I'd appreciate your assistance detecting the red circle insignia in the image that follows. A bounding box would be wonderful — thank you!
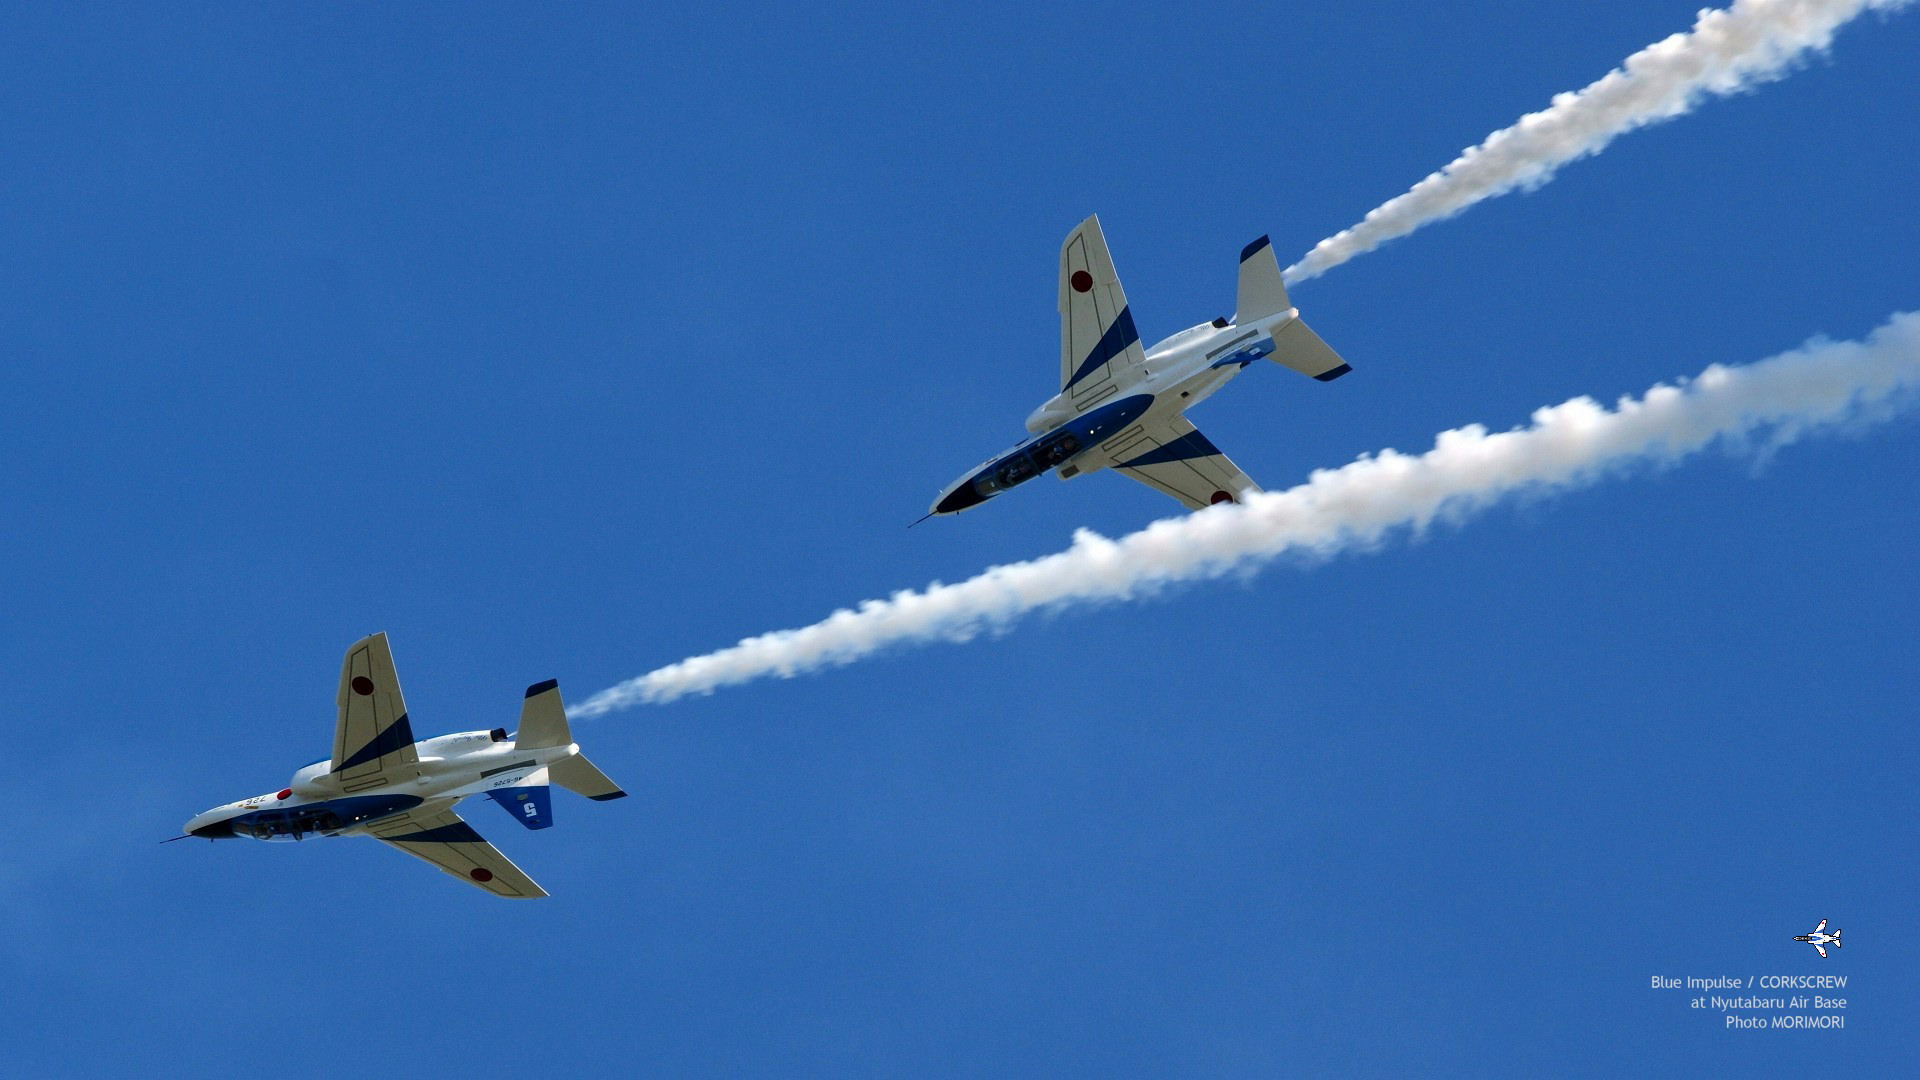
[350,676,375,696]
[1070,270,1093,293]
[1210,491,1235,505]
[470,868,494,882]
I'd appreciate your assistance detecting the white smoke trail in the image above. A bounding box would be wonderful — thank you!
[575,312,1920,715]
[1284,0,1912,284]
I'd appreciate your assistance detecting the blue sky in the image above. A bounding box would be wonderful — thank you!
[3,2,1915,1075]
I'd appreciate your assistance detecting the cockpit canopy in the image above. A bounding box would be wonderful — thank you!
[976,432,1081,495]
[229,793,423,842]
[231,806,346,841]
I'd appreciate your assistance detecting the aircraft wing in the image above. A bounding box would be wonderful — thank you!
[1814,943,1828,958]
[332,633,422,793]
[1813,919,1828,934]
[1109,415,1261,511]
[1059,215,1147,408]
[364,805,548,898]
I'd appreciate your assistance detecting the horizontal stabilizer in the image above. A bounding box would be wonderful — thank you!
[1269,318,1350,381]
[552,753,626,801]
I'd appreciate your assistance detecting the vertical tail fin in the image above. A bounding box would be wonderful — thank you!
[515,679,627,801]
[1236,235,1350,381]
[1235,236,1291,322]
[516,679,573,750]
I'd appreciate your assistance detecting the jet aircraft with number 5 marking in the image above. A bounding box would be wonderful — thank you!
[929,216,1350,517]
[176,633,625,898]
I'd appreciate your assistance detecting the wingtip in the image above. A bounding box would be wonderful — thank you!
[1240,235,1272,262]
[525,678,559,699]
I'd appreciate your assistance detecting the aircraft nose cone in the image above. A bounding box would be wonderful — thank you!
[186,815,236,839]
[934,483,988,515]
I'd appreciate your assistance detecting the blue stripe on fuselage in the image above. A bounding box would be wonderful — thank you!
[1065,392,1155,446]
[1208,335,1275,371]
[964,393,1157,495]
[225,792,424,836]
[1005,392,1155,469]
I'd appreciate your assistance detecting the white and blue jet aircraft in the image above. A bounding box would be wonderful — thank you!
[178,633,624,898]
[930,216,1349,516]
[1795,919,1844,958]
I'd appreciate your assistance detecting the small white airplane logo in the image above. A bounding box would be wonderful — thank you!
[1794,919,1843,958]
